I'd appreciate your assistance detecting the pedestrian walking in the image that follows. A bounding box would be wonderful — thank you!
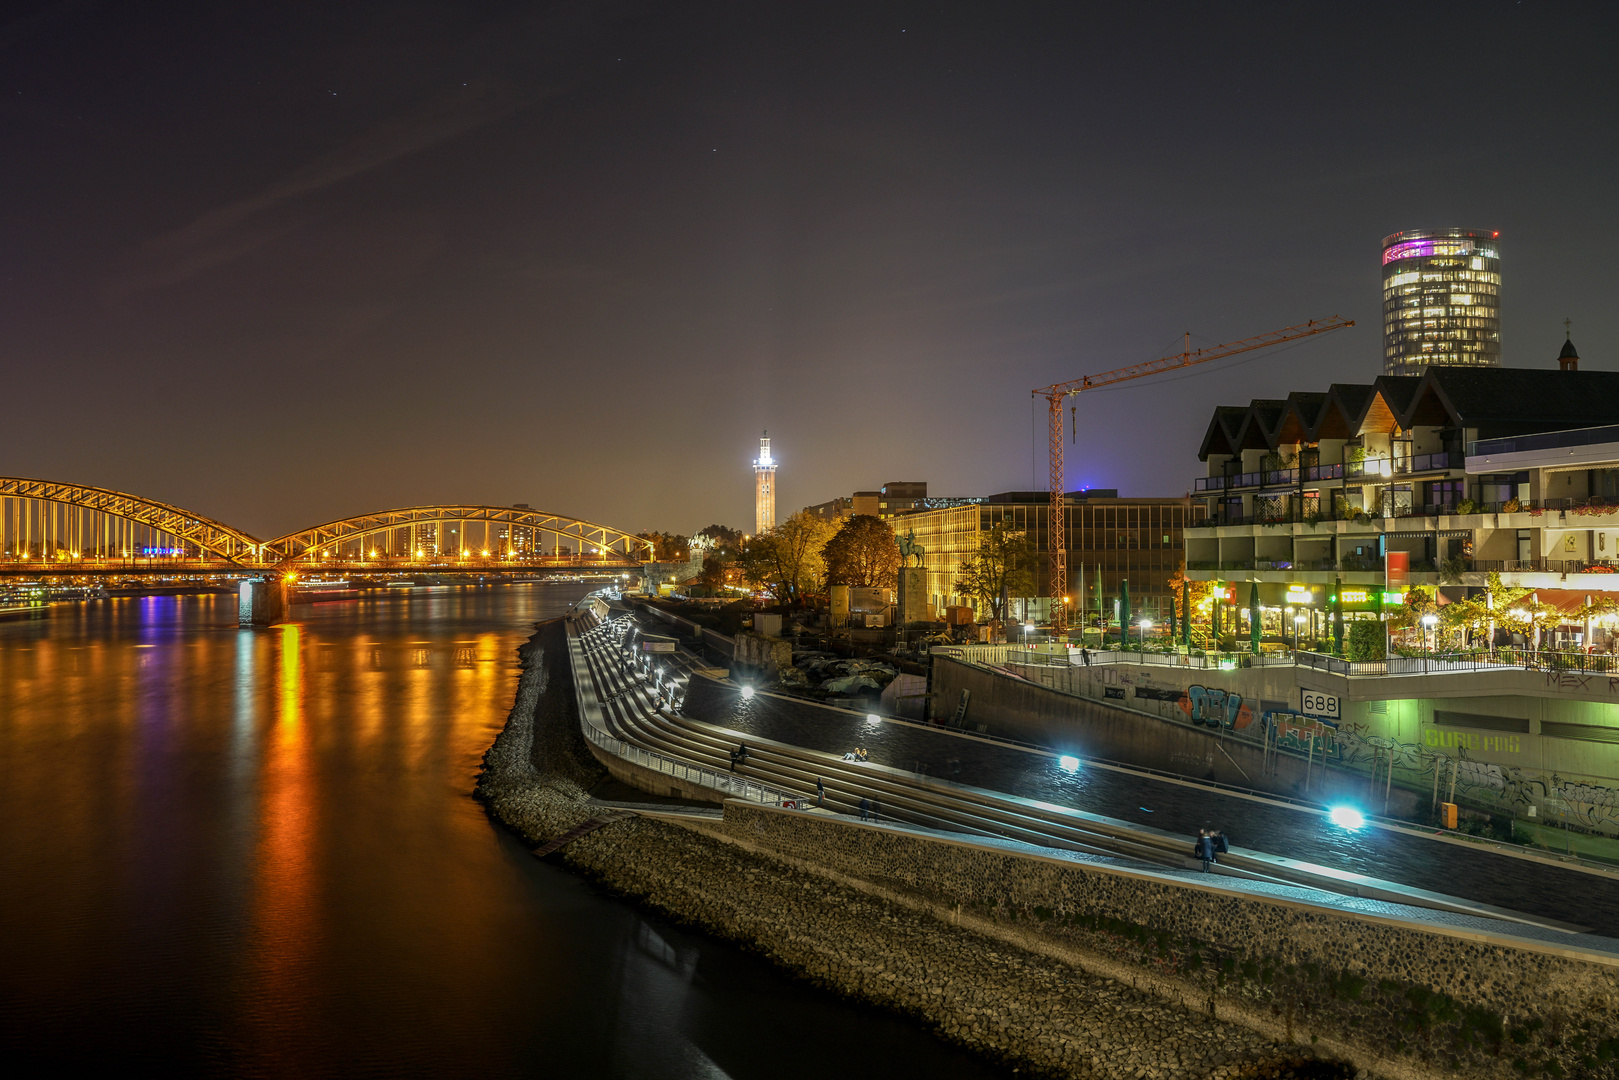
[728,747,739,773]
[1080,647,1092,667]
[816,777,825,808]
[858,797,871,822]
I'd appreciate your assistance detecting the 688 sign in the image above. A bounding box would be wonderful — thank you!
[1300,690,1340,720]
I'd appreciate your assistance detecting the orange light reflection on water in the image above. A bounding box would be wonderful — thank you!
[243,622,318,1067]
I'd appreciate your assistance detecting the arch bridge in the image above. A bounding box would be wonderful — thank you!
[0,477,651,575]
[263,505,653,567]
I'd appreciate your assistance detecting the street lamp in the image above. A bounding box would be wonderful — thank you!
[1294,613,1307,651]
[1138,618,1151,650]
[1022,622,1034,649]
[1421,612,1439,653]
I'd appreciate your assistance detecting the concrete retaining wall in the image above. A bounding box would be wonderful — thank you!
[932,655,1395,808]
[718,801,1619,1080]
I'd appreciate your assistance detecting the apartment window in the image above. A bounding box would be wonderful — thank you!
[1426,480,1463,511]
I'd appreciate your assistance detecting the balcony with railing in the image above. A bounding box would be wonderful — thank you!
[1195,462,1349,494]
[1394,450,1464,474]
[1469,423,1619,458]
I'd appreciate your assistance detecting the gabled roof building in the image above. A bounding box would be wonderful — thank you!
[1187,340,1619,647]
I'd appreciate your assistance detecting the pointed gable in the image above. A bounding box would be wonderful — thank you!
[1197,406,1249,460]
[1275,392,1328,444]
[1318,384,1376,440]
[1233,399,1285,452]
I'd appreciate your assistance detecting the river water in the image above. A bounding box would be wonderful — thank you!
[0,586,1006,1079]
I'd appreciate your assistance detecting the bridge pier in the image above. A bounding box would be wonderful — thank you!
[237,577,288,626]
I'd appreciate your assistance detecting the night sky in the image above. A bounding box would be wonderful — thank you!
[4,2,1615,540]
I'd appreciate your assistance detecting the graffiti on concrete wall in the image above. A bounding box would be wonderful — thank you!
[1268,712,1341,760]
[1329,723,1619,836]
[1177,685,1255,731]
[1079,663,1619,836]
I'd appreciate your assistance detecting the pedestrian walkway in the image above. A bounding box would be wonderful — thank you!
[637,617,1619,938]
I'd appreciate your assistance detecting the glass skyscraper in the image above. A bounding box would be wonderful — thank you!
[1381,228,1501,376]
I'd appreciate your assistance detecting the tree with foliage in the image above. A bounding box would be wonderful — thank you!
[822,514,899,588]
[634,531,689,562]
[1387,584,1440,635]
[695,523,744,558]
[953,523,1035,622]
[1165,563,1214,643]
[696,555,729,595]
[1345,619,1386,662]
[738,511,835,607]
[1439,571,1561,651]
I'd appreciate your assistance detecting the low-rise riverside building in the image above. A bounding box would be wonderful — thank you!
[1186,341,1619,650]
[900,490,1193,624]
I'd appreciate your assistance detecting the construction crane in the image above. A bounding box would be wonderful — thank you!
[1033,316,1355,634]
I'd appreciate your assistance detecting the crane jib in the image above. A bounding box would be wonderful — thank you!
[1033,316,1353,634]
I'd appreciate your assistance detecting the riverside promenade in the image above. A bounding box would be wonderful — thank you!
[633,600,1619,936]
[549,593,1619,1079]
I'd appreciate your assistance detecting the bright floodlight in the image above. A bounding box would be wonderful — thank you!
[1058,755,1080,772]
[866,713,880,724]
[1328,805,1366,830]
[740,685,755,700]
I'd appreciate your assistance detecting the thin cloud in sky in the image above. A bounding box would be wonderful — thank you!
[106,81,528,300]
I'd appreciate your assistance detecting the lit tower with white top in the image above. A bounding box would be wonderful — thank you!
[753,431,777,535]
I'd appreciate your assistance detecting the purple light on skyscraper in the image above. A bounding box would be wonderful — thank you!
[1381,239,1435,265]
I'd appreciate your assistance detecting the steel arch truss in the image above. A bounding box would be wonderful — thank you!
[0,476,264,561]
[264,505,655,562]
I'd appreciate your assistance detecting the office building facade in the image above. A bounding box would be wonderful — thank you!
[902,491,1192,623]
[1382,228,1501,376]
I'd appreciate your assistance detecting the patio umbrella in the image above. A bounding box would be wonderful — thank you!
[1120,579,1131,648]
[1333,576,1345,655]
[1249,581,1261,655]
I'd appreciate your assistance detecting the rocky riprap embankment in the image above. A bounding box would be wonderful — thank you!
[476,620,1360,1080]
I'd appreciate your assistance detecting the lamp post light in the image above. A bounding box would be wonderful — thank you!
[1138,618,1152,651]
[1294,613,1307,652]
[1022,622,1035,651]
[1422,612,1439,654]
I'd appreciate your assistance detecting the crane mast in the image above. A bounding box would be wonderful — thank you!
[1034,315,1354,634]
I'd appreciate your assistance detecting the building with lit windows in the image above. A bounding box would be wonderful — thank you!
[1185,339,1619,649]
[806,482,929,524]
[900,491,1192,623]
[1382,228,1501,376]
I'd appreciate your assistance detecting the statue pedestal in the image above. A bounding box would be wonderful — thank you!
[896,566,930,625]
